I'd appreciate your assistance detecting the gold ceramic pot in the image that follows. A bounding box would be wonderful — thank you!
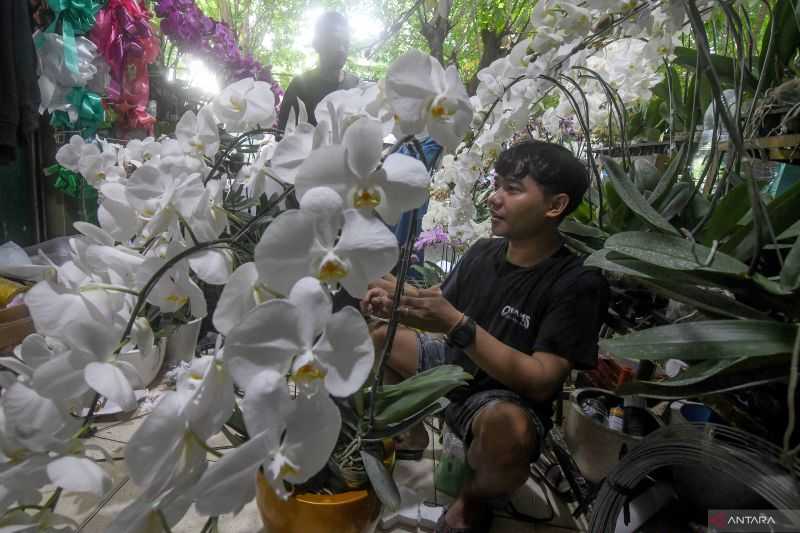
[255,473,382,533]
[256,441,395,533]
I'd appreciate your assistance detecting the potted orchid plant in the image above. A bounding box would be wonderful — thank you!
[0,50,474,532]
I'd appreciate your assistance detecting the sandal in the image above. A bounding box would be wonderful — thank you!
[434,506,494,533]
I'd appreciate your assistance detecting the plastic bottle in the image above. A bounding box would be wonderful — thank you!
[623,396,648,437]
[608,407,624,432]
[434,426,472,498]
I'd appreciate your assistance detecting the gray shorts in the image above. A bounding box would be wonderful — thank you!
[416,333,547,461]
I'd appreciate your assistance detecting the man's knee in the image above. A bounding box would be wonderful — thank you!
[471,401,536,467]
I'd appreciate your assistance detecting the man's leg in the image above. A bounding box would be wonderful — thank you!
[444,401,537,529]
[369,323,419,380]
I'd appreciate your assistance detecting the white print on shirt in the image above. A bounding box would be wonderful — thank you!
[500,305,531,329]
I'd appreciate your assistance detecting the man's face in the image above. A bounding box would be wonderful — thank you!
[315,24,350,71]
[487,174,566,239]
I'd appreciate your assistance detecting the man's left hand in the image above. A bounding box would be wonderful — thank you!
[396,287,463,334]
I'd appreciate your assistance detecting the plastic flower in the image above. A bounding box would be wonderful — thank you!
[224,277,374,396]
[254,187,398,298]
[295,117,430,224]
[193,369,341,513]
[384,50,473,151]
[175,107,220,160]
[211,77,276,131]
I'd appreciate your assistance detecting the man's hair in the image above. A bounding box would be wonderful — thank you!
[315,11,348,37]
[493,140,588,218]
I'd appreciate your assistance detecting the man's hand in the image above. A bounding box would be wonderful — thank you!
[396,287,463,334]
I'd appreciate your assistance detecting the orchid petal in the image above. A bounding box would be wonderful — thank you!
[31,351,91,401]
[224,300,304,389]
[213,262,260,336]
[283,392,341,485]
[84,362,137,412]
[342,117,383,179]
[288,277,332,349]
[254,210,316,296]
[188,248,234,285]
[194,432,269,516]
[293,145,351,204]
[47,456,111,497]
[374,153,431,224]
[316,307,374,397]
[241,369,289,441]
[271,123,315,184]
[335,210,399,298]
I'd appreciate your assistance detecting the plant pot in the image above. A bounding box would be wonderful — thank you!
[118,338,167,389]
[164,318,202,364]
[562,387,664,484]
[255,472,383,533]
[255,441,395,533]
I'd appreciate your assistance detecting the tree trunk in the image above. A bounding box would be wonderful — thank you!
[467,28,504,96]
[418,0,452,65]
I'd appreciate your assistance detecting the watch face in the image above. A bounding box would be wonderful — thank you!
[450,319,475,348]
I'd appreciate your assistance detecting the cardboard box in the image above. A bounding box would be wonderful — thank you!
[0,304,36,351]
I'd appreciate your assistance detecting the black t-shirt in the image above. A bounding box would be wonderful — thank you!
[441,238,609,426]
[276,69,359,131]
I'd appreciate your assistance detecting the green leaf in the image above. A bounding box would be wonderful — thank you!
[604,231,748,275]
[372,365,471,427]
[600,320,797,361]
[360,449,401,511]
[647,146,685,208]
[600,156,680,235]
[363,399,447,441]
[723,179,800,259]
[698,182,750,245]
[560,219,608,239]
[778,219,800,240]
[658,182,693,221]
[674,46,756,89]
[616,355,792,399]
[780,236,800,291]
[636,278,770,320]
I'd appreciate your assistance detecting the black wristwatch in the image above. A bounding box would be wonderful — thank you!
[446,315,476,349]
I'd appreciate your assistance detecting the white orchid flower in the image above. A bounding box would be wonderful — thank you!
[126,166,207,240]
[271,120,328,184]
[78,145,124,187]
[212,262,270,336]
[294,117,430,224]
[224,277,374,396]
[175,107,220,160]
[126,355,234,500]
[315,83,393,142]
[55,135,96,172]
[0,381,77,454]
[212,78,276,131]
[120,136,160,168]
[194,370,341,513]
[385,50,473,151]
[97,181,142,243]
[236,143,284,200]
[137,253,207,318]
[255,190,398,298]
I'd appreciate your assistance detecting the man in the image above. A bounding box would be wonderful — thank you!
[276,11,359,133]
[362,141,609,533]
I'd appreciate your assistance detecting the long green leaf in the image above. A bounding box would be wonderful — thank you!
[560,219,608,239]
[674,46,756,89]
[636,278,770,320]
[363,399,447,441]
[360,450,401,511]
[616,356,791,399]
[780,236,800,291]
[723,180,800,259]
[699,182,750,245]
[648,145,686,207]
[600,156,680,235]
[658,182,693,221]
[604,231,748,274]
[600,320,797,361]
[778,219,800,241]
[648,357,747,387]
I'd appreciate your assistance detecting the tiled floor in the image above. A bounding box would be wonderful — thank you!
[54,404,584,532]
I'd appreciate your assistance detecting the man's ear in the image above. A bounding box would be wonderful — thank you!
[545,193,570,220]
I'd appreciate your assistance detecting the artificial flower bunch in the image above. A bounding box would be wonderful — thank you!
[0,49,473,531]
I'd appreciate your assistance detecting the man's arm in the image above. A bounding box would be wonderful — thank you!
[465,328,571,403]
